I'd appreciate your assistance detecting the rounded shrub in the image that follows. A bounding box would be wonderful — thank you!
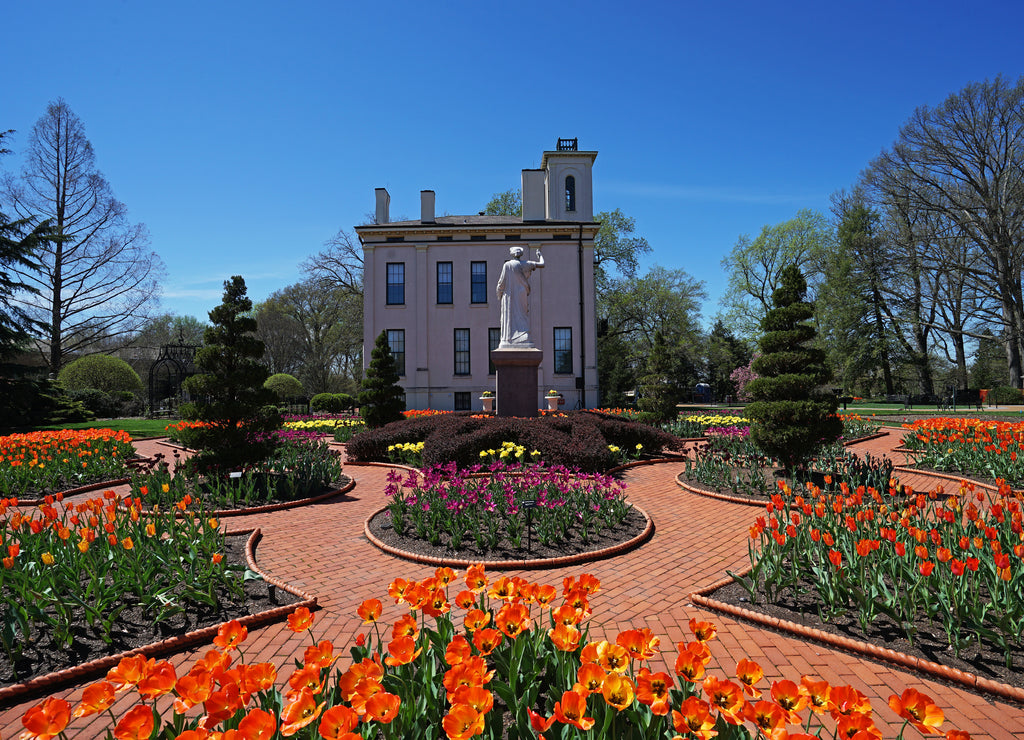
[264,373,304,400]
[58,354,143,394]
[311,393,346,413]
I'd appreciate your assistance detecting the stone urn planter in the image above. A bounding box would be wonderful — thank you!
[545,393,560,411]
[480,395,495,413]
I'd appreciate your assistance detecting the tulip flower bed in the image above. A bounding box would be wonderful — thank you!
[738,477,1024,678]
[376,462,636,556]
[901,417,1024,487]
[0,488,244,684]
[132,438,346,510]
[22,566,970,739]
[0,429,136,498]
[664,413,751,438]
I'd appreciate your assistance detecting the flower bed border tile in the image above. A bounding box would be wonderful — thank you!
[195,477,356,518]
[0,527,317,707]
[15,477,134,507]
[364,502,654,570]
[688,574,1024,706]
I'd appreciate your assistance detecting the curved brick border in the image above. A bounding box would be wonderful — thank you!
[364,503,654,570]
[689,573,1024,706]
[0,528,316,706]
[15,477,133,507]
[675,476,769,507]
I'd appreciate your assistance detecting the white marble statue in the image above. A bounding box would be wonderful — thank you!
[495,245,544,348]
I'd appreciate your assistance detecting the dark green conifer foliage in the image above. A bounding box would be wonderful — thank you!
[637,330,680,420]
[358,331,405,428]
[745,265,841,472]
[180,276,280,471]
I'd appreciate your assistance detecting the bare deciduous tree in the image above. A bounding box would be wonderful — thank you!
[2,99,164,372]
[866,75,1024,387]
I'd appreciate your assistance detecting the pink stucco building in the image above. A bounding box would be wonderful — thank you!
[356,140,600,411]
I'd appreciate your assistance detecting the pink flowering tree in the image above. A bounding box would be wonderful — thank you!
[729,356,759,401]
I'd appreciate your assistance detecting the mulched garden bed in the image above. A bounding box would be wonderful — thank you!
[0,533,300,692]
[708,575,1024,692]
[366,506,648,563]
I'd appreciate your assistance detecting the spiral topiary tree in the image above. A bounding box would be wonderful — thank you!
[358,331,405,428]
[180,276,281,472]
[745,265,842,474]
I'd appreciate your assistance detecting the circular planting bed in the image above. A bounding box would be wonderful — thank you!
[364,502,652,568]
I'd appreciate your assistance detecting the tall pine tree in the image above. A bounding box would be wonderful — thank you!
[180,276,280,472]
[745,265,841,473]
[358,331,405,428]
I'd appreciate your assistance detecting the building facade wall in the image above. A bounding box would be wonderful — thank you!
[362,231,598,411]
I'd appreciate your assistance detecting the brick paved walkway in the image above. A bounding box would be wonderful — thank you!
[2,429,1022,738]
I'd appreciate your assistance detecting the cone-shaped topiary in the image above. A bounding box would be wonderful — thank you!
[180,276,281,472]
[358,330,405,428]
[745,265,841,473]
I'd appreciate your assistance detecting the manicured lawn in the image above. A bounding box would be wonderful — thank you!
[32,418,179,438]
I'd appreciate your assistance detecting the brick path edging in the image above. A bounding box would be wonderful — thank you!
[675,476,767,507]
[0,528,316,708]
[15,478,133,507]
[197,477,357,518]
[362,503,654,570]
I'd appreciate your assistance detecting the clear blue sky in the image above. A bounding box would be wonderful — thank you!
[4,0,1023,326]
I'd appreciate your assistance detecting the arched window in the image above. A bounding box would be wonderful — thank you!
[565,175,576,212]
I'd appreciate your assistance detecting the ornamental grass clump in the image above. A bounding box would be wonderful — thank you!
[0,428,136,498]
[902,417,1024,487]
[383,462,630,550]
[0,488,238,678]
[740,476,1024,666]
[26,565,969,739]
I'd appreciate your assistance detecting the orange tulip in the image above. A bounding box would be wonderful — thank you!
[287,606,315,632]
[689,618,717,642]
[358,598,383,624]
[279,688,326,736]
[888,689,945,735]
[527,707,556,734]
[800,675,831,714]
[751,700,788,738]
[454,589,476,609]
[387,577,410,603]
[771,679,808,723]
[673,696,718,740]
[574,662,607,695]
[617,627,660,660]
[494,602,531,638]
[364,692,401,723]
[473,628,503,655]
[735,658,764,698]
[391,614,419,640]
[318,705,360,739]
[174,669,215,713]
[636,667,673,715]
[463,608,491,632]
[450,685,494,715]
[303,640,339,669]
[835,712,882,739]
[829,684,872,719]
[384,635,423,666]
[137,659,177,699]
[595,640,629,673]
[602,672,635,711]
[674,646,707,683]
[487,575,517,601]
[464,564,488,592]
[237,708,277,740]
[702,675,748,725]
[201,683,243,729]
[73,681,115,718]
[213,620,248,651]
[21,697,71,740]
[442,704,485,740]
[552,690,595,731]
[107,654,149,691]
[113,704,155,740]
[446,634,473,665]
[548,623,581,652]
[288,665,325,697]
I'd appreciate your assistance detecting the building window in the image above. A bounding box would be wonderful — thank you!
[386,263,405,305]
[387,329,406,376]
[454,391,471,411]
[565,176,576,212]
[554,327,572,374]
[454,328,470,375]
[437,261,453,304]
[488,327,500,374]
[470,262,487,304]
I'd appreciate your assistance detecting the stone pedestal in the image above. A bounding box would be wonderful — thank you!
[491,347,543,418]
